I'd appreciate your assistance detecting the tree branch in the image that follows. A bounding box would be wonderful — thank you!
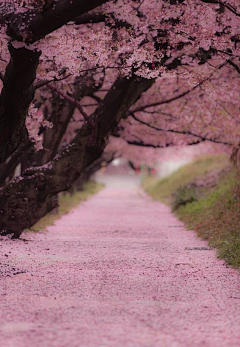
[6,0,110,43]
[112,134,205,148]
[47,84,95,127]
[227,59,240,74]
[130,113,232,146]
[34,73,71,90]
[131,79,207,113]
[74,12,106,25]
[200,0,240,17]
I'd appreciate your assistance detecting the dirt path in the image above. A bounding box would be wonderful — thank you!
[0,186,240,347]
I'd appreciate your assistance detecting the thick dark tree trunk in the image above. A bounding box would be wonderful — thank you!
[0,141,31,186]
[36,74,101,166]
[34,99,76,166]
[0,45,40,163]
[75,153,115,190]
[0,77,153,238]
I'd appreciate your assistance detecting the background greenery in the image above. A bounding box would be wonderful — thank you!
[143,155,240,268]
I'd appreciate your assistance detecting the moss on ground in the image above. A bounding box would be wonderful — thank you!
[27,181,104,233]
[143,155,240,268]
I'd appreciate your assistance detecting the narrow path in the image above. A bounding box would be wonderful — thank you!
[0,186,240,347]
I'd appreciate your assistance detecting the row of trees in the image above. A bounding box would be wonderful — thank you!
[0,0,239,237]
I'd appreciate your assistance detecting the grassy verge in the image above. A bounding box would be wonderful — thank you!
[27,180,104,233]
[143,155,240,268]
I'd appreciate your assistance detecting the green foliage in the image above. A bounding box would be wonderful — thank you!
[144,155,240,268]
[144,154,229,205]
[172,185,198,211]
[177,177,240,268]
[27,181,104,233]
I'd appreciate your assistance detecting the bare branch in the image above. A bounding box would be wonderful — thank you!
[200,0,240,17]
[74,12,106,25]
[6,0,111,42]
[130,113,232,146]
[112,134,205,148]
[34,73,71,90]
[227,59,240,74]
[131,79,208,113]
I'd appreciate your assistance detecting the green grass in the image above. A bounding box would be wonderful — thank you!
[143,155,240,268]
[27,180,104,233]
[143,154,229,204]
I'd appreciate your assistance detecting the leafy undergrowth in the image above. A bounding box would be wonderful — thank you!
[144,155,240,268]
[27,181,104,233]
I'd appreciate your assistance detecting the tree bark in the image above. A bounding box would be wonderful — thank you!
[6,0,110,43]
[0,76,154,238]
[0,45,40,163]
[35,100,76,166]
[0,140,31,186]
[36,73,101,165]
[75,152,115,190]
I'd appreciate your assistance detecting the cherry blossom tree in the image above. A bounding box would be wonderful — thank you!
[0,0,239,237]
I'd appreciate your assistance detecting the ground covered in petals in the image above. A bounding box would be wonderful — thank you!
[0,184,240,347]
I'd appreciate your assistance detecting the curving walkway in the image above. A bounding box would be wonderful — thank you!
[0,185,240,347]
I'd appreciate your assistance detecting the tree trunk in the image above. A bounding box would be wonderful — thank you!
[34,99,76,166]
[0,141,31,186]
[0,76,154,238]
[0,45,40,163]
[75,153,115,190]
[36,73,101,165]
